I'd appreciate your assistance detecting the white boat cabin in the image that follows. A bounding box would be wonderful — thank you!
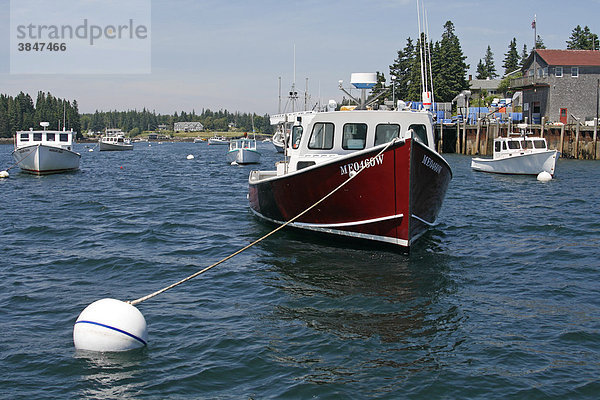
[16,130,75,150]
[279,109,435,174]
[492,135,549,160]
[229,138,257,151]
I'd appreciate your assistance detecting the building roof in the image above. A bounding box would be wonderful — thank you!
[469,78,501,91]
[533,49,600,66]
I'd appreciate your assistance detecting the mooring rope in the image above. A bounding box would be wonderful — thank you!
[128,137,403,306]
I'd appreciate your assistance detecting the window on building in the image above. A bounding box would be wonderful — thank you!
[342,123,367,150]
[528,69,534,77]
[308,122,334,150]
[543,67,548,77]
[555,67,563,77]
[375,124,400,146]
[571,67,579,77]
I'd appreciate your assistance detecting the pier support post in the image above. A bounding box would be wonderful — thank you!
[559,124,565,157]
[594,118,598,160]
[575,123,580,158]
[462,121,467,154]
[456,123,460,154]
[541,117,545,138]
[475,119,481,155]
[439,123,444,153]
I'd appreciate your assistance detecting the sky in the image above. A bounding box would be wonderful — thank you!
[1,0,600,116]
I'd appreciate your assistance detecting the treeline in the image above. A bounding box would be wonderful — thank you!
[371,21,470,104]
[0,92,81,138]
[80,109,273,135]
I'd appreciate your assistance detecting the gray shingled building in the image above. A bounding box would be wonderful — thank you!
[511,49,600,124]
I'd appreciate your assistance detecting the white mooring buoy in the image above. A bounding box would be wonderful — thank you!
[73,298,148,352]
[537,171,552,182]
[187,154,194,160]
[0,170,9,178]
[230,161,238,166]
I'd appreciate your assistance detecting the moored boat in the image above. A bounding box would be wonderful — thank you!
[207,134,229,145]
[12,124,81,175]
[99,128,133,151]
[227,137,261,164]
[248,73,452,249]
[471,125,558,176]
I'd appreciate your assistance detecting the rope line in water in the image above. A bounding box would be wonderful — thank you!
[128,138,403,306]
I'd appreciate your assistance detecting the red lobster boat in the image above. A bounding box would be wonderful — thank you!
[248,75,452,249]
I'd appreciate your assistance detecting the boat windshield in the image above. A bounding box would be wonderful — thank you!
[533,140,546,149]
[521,140,533,149]
[291,125,303,149]
[507,141,520,149]
[375,124,400,145]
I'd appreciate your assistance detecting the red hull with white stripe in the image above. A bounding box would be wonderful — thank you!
[249,138,451,248]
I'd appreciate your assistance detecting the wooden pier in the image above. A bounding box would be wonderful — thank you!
[436,118,600,160]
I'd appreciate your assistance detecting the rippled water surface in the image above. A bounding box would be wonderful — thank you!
[1,141,599,399]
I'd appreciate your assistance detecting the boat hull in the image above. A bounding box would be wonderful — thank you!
[99,142,133,151]
[248,138,451,249]
[12,144,81,175]
[227,148,261,164]
[471,150,558,176]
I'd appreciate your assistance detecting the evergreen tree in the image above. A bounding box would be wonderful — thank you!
[503,38,520,75]
[535,35,546,49]
[520,44,529,68]
[483,45,497,78]
[476,59,487,79]
[566,25,599,50]
[389,37,415,101]
[435,21,469,102]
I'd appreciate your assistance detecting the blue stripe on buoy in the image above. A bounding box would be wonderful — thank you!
[75,320,147,346]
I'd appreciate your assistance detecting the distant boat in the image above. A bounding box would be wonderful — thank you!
[12,124,80,175]
[99,128,133,151]
[227,136,261,164]
[271,129,285,153]
[193,137,204,143]
[207,135,229,145]
[471,125,558,176]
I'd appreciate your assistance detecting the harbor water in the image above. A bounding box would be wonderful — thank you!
[0,141,598,399]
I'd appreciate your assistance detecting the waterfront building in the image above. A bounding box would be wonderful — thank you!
[511,49,600,124]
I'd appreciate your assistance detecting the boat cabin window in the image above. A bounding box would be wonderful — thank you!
[60,133,69,142]
[308,122,334,150]
[522,140,533,149]
[20,133,29,141]
[502,142,507,150]
[33,133,42,141]
[46,133,55,141]
[375,124,400,145]
[291,125,303,149]
[533,140,546,149]
[409,124,428,146]
[342,123,367,150]
[507,140,520,150]
[495,141,501,152]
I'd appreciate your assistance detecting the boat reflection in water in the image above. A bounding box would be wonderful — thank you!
[257,233,462,386]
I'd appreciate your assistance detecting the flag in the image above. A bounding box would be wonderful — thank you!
[531,20,536,29]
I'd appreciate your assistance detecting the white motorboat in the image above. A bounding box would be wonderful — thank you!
[227,137,260,164]
[272,130,285,153]
[99,128,133,151]
[471,126,558,176]
[193,137,204,143]
[12,124,80,175]
[207,135,229,145]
